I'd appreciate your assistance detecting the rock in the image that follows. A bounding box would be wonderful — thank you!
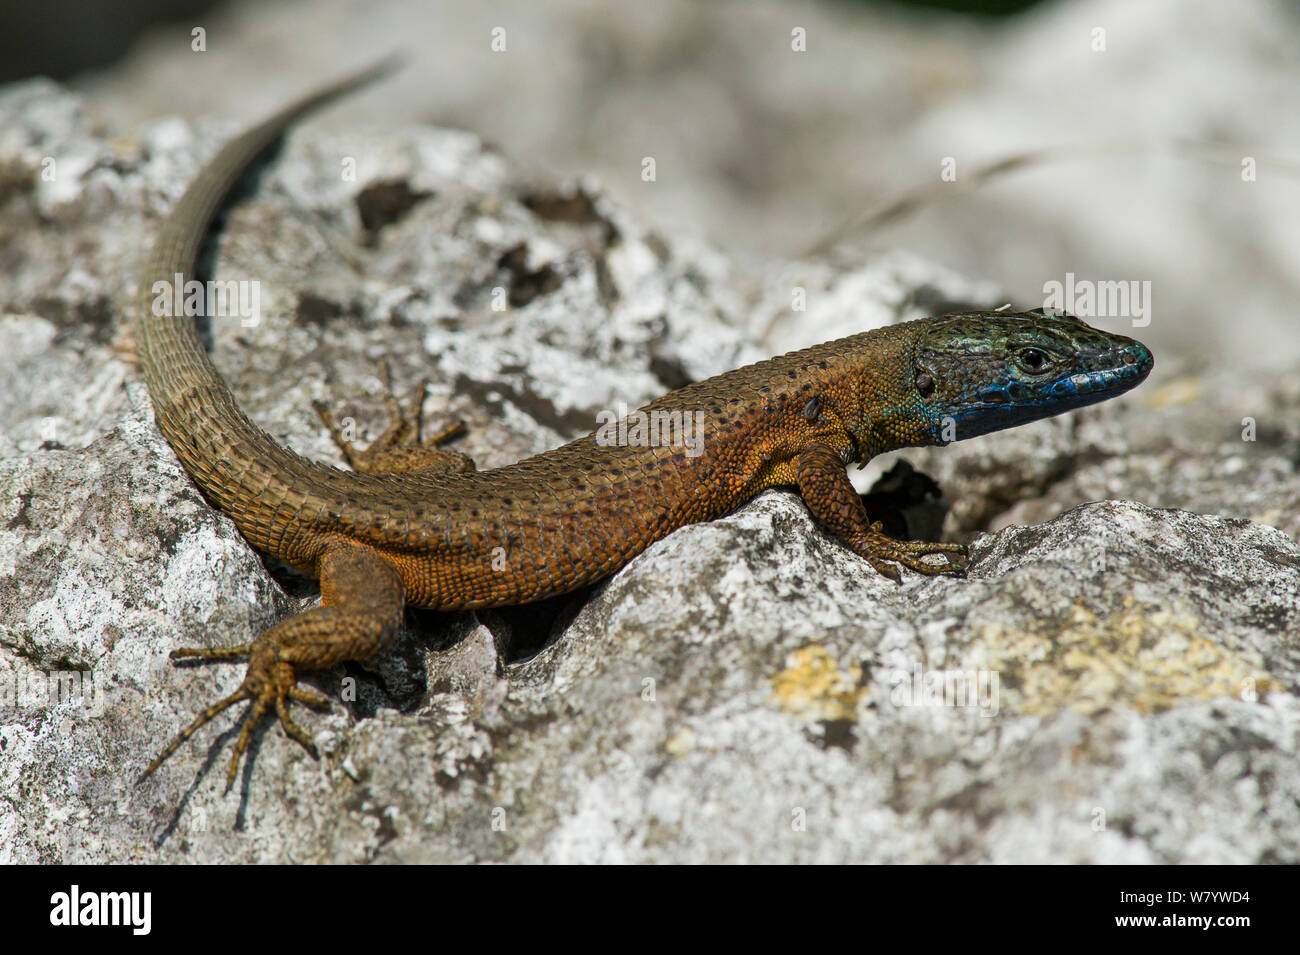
[1,77,1298,864]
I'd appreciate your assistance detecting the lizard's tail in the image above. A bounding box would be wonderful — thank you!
[133,59,401,554]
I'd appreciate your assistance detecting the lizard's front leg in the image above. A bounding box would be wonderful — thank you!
[140,539,405,792]
[794,443,967,582]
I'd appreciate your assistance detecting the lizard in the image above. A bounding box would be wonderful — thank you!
[132,64,1153,793]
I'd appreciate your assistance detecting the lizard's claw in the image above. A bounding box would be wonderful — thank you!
[859,522,969,581]
[139,642,329,794]
[894,541,969,577]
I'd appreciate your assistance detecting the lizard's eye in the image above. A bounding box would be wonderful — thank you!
[1014,347,1052,375]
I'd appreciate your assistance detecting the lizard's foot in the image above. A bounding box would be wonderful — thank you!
[139,540,405,797]
[313,357,475,476]
[139,636,331,794]
[855,522,968,582]
[792,442,969,583]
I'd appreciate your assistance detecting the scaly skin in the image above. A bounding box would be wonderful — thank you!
[135,67,1153,791]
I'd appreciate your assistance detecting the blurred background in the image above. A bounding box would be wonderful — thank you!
[4,0,1298,370]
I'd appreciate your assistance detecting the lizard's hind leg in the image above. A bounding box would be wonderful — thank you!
[313,358,476,477]
[139,539,405,793]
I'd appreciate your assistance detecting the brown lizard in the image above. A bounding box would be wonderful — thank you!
[133,65,1153,791]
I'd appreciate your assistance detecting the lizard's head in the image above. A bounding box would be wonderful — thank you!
[912,309,1153,444]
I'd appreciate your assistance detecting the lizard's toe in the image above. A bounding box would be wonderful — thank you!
[141,643,328,794]
[894,541,968,576]
[857,532,968,579]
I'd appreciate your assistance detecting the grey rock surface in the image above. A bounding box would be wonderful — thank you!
[1,77,1298,863]
[74,0,1300,373]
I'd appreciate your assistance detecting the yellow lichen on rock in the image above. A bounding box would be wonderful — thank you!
[664,726,695,757]
[972,597,1275,716]
[769,644,866,722]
